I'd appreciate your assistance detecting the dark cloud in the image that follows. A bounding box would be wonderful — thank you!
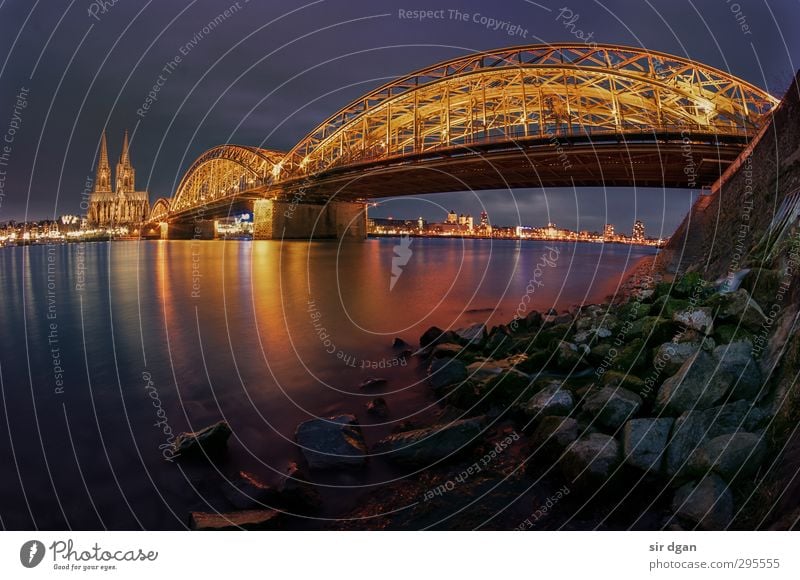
[0,0,797,229]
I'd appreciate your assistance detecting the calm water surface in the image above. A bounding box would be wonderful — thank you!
[0,238,656,529]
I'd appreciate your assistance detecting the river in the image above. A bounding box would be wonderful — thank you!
[0,237,657,529]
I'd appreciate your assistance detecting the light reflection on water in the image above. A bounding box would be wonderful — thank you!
[0,238,656,529]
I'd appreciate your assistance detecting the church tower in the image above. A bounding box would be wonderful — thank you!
[93,131,112,193]
[115,130,136,194]
[87,129,150,229]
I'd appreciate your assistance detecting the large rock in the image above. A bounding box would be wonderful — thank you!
[522,382,574,417]
[563,433,620,480]
[374,417,483,465]
[671,474,733,530]
[583,386,642,430]
[484,329,512,357]
[555,341,588,369]
[223,471,279,510]
[663,400,766,476]
[531,416,579,457]
[430,342,464,359]
[712,341,762,401]
[466,360,504,381]
[365,397,389,418]
[688,432,767,481]
[655,350,731,415]
[190,509,282,530]
[652,341,700,377]
[419,326,460,348]
[420,326,445,348]
[173,420,232,459]
[454,323,486,345]
[279,462,321,513]
[623,418,674,472]
[740,268,782,308]
[294,415,367,470]
[428,358,468,390]
[710,289,767,332]
[673,307,714,333]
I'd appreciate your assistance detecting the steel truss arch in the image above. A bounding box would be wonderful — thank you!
[275,43,779,181]
[170,145,285,214]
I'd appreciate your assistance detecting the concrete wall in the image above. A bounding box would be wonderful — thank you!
[663,72,800,278]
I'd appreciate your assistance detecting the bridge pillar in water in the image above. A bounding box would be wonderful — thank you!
[253,199,366,240]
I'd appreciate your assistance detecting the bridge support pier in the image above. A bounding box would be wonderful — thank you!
[158,220,216,240]
[253,199,366,240]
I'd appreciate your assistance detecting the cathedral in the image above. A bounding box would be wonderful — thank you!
[87,131,150,227]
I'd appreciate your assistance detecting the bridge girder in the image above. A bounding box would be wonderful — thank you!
[169,145,285,216]
[154,44,779,221]
[276,43,778,181]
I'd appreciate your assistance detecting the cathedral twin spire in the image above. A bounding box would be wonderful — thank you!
[93,130,135,194]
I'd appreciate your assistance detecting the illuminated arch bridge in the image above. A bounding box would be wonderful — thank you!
[150,43,779,237]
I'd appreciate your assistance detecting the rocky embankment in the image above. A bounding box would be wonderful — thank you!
[175,264,796,530]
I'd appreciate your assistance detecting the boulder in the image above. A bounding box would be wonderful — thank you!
[553,313,573,325]
[555,341,587,369]
[420,326,445,348]
[223,471,279,510]
[190,509,282,530]
[427,358,468,390]
[652,341,700,377]
[530,416,579,455]
[671,474,733,530]
[739,268,782,308]
[623,418,674,472]
[663,400,766,476]
[650,296,691,318]
[279,462,321,513]
[374,417,483,465]
[430,342,464,359]
[613,338,648,372]
[710,289,767,332]
[714,324,753,345]
[294,415,367,470]
[466,360,504,381]
[524,310,543,328]
[688,432,767,481]
[655,351,731,415]
[392,337,410,349]
[173,421,232,459]
[673,307,714,333]
[522,382,574,418]
[712,341,762,401]
[583,386,642,430]
[484,329,512,357]
[563,433,621,480]
[672,272,707,298]
[601,370,646,395]
[366,397,389,419]
[629,316,680,346]
[454,323,486,345]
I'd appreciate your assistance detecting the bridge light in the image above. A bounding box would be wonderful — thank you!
[272,162,282,178]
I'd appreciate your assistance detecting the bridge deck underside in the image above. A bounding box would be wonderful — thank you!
[163,134,746,222]
[271,134,745,202]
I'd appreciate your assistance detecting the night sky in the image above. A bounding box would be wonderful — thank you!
[0,0,798,235]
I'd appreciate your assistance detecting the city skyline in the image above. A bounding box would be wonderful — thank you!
[1,1,797,226]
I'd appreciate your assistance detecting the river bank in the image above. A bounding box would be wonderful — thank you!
[179,264,790,530]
